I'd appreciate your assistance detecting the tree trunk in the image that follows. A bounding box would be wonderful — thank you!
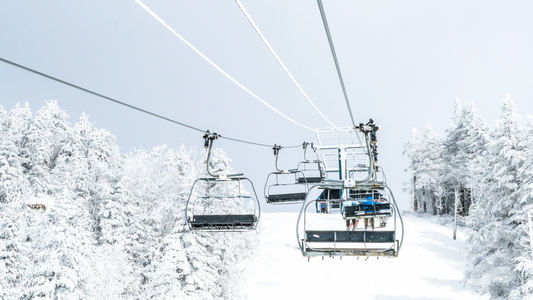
[453,189,459,240]
[432,194,437,215]
[413,175,418,212]
[464,188,471,216]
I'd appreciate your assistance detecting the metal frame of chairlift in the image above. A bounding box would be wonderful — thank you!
[297,183,400,258]
[341,167,393,221]
[296,121,404,259]
[311,126,375,213]
[264,145,311,205]
[295,142,326,184]
[185,132,260,232]
[315,188,342,214]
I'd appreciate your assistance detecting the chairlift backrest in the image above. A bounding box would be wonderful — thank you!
[185,133,260,232]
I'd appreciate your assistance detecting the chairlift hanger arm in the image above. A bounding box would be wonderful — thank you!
[204,132,243,178]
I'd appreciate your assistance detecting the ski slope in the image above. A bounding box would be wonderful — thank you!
[240,212,488,300]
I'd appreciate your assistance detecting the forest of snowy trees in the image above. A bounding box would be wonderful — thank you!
[404,97,533,299]
[0,101,256,299]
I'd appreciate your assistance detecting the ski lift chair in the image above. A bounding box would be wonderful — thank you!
[264,145,313,205]
[186,176,260,232]
[264,170,310,204]
[185,131,260,232]
[297,183,403,259]
[296,160,325,184]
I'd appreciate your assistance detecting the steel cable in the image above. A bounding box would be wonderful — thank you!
[234,0,340,130]
[316,0,357,129]
[0,57,301,149]
[135,0,315,131]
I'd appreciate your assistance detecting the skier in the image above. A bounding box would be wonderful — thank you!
[342,197,360,230]
[378,197,389,228]
[345,218,359,230]
[363,196,376,230]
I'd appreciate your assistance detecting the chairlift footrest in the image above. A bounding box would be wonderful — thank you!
[305,230,395,243]
[266,192,307,203]
[189,214,256,229]
[297,177,323,183]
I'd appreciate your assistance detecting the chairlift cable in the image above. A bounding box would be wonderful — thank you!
[0,57,301,149]
[316,0,357,129]
[135,0,315,132]
[233,0,340,130]
[0,57,205,133]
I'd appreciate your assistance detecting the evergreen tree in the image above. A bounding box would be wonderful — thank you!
[465,97,527,298]
[21,203,92,300]
[0,204,30,300]
[0,131,27,203]
[444,100,490,215]
[403,127,421,211]
[0,101,257,299]
[413,123,446,214]
[507,114,533,299]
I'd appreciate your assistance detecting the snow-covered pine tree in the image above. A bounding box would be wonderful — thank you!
[0,204,30,299]
[508,114,533,299]
[21,201,92,300]
[0,101,258,299]
[444,100,490,216]
[177,148,256,299]
[146,231,188,300]
[22,100,71,195]
[403,127,421,212]
[416,123,446,214]
[86,242,135,300]
[465,97,527,298]
[73,114,123,240]
[0,130,27,204]
[7,103,32,155]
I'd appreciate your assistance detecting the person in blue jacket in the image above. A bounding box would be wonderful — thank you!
[363,196,376,230]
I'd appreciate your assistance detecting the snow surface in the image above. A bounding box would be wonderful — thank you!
[240,212,488,300]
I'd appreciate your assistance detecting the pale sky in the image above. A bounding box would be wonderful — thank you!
[1,0,532,212]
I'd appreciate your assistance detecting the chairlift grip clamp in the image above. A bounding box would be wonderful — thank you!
[203,130,220,149]
[273,144,282,156]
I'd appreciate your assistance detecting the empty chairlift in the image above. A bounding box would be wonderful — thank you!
[186,132,260,232]
[295,142,325,184]
[264,145,310,204]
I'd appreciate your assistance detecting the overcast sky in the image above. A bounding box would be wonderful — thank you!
[1,0,532,212]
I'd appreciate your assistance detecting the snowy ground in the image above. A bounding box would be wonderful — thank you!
[240,212,488,300]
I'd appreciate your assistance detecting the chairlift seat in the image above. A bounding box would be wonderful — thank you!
[304,247,397,257]
[305,230,395,243]
[297,177,323,184]
[349,190,383,198]
[189,214,256,230]
[343,202,391,218]
[266,192,307,203]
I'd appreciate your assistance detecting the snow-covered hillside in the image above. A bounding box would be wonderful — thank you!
[241,212,487,300]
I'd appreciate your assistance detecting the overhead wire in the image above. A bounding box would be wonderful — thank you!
[316,0,357,129]
[233,0,339,130]
[135,0,315,132]
[0,56,303,149]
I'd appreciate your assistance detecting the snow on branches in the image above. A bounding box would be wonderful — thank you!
[0,102,255,299]
[404,97,533,299]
